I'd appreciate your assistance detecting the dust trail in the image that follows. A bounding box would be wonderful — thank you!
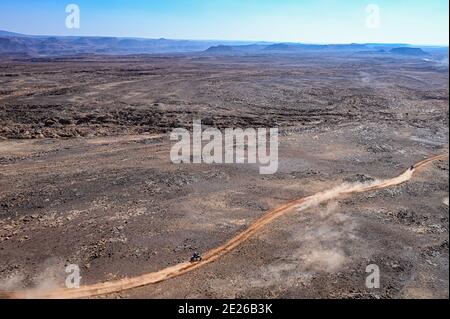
[1,153,447,299]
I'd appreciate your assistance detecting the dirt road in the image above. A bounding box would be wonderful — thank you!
[2,153,447,299]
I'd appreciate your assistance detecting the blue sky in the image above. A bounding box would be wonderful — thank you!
[0,0,448,45]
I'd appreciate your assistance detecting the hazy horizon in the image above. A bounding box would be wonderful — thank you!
[1,29,448,48]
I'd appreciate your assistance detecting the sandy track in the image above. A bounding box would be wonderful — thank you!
[2,153,448,299]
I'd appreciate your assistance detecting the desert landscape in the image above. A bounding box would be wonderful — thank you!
[0,46,448,298]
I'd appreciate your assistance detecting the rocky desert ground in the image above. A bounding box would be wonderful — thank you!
[0,52,448,298]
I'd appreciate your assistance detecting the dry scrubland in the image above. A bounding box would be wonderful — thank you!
[0,53,448,298]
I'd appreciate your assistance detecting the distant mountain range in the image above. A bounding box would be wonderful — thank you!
[389,47,430,56]
[0,30,26,37]
[204,43,435,56]
[0,30,445,57]
[0,30,254,56]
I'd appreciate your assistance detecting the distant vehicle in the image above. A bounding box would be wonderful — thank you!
[190,252,202,263]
